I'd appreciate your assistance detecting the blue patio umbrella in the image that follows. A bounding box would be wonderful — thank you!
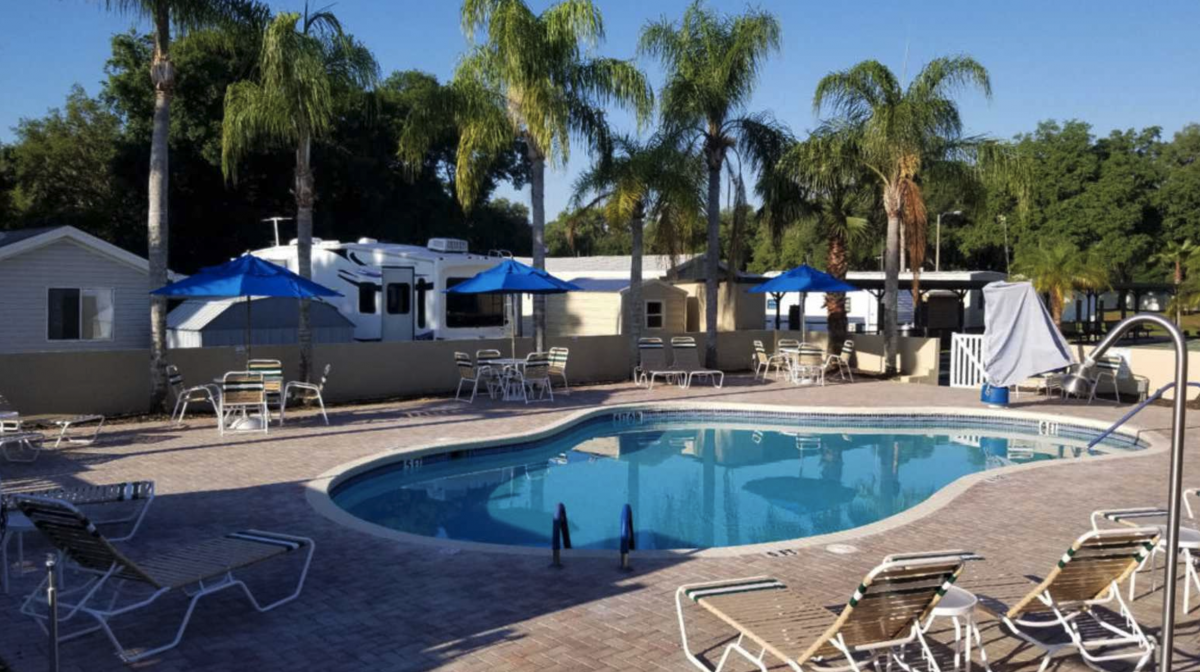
[445,259,581,357]
[152,254,341,358]
[749,264,859,333]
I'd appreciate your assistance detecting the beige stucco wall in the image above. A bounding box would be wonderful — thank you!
[0,331,941,416]
[546,282,687,337]
[674,282,765,332]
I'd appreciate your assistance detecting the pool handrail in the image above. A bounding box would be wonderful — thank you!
[1085,313,1187,672]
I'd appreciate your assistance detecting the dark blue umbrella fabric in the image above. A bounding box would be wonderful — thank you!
[443,259,582,295]
[152,254,341,299]
[748,264,859,294]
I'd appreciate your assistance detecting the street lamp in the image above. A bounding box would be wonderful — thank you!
[935,210,962,272]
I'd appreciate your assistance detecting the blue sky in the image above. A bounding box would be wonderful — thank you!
[3,1,1199,224]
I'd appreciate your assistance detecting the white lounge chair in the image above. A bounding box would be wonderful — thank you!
[972,527,1160,672]
[676,552,970,671]
[282,364,331,425]
[14,495,313,663]
[670,337,724,389]
[635,338,678,389]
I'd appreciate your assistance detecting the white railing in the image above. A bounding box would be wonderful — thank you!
[950,333,987,388]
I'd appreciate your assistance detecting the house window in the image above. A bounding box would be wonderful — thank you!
[358,284,377,314]
[645,300,664,329]
[48,288,114,341]
[386,283,411,315]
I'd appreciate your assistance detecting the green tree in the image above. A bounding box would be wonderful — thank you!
[813,57,992,373]
[1160,124,1200,245]
[570,134,703,368]
[222,8,379,382]
[767,125,875,346]
[639,1,783,366]
[399,0,652,352]
[1152,239,1199,324]
[102,0,252,410]
[1013,239,1108,327]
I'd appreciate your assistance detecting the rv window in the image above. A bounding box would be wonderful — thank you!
[445,277,505,328]
[645,300,664,329]
[358,284,377,314]
[386,283,411,315]
[48,288,113,341]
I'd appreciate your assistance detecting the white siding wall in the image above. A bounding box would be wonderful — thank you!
[0,239,151,353]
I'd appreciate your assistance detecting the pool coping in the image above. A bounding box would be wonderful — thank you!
[305,401,1169,560]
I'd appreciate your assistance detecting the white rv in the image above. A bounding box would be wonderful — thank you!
[251,237,508,341]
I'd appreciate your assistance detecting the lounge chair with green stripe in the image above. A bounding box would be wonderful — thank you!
[675,552,970,672]
[14,495,314,663]
[971,527,1160,672]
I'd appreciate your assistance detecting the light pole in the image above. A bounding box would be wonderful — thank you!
[935,210,961,272]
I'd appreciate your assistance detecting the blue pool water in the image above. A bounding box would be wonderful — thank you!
[332,412,1139,550]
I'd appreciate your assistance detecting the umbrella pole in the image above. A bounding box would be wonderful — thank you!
[245,296,252,363]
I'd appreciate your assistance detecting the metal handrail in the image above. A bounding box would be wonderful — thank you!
[1086,382,1200,450]
[1085,314,1187,672]
[619,504,635,571]
[551,503,571,569]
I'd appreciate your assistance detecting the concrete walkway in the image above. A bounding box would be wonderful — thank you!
[0,377,1197,671]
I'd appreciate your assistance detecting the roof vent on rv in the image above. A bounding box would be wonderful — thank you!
[427,238,469,254]
[357,237,378,244]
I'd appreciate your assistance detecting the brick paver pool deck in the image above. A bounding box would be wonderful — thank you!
[0,377,1197,671]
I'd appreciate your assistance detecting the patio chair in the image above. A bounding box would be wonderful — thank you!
[14,495,314,663]
[166,365,220,426]
[1,481,155,594]
[675,552,969,672]
[282,364,331,426]
[475,349,505,398]
[825,340,855,382]
[220,371,268,434]
[972,527,1160,672]
[0,432,44,463]
[790,344,826,386]
[670,337,724,389]
[519,352,554,403]
[454,352,485,403]
[635,338,678,390]
[1092,502,1200,614]
[548,347,570,393]
[247,359,285,420]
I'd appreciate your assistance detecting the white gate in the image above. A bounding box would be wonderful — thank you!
[950,333,987,388]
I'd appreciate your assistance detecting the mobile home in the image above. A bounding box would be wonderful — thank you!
[251,237,508,341]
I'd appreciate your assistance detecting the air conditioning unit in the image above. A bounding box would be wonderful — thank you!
[427,238,469,253]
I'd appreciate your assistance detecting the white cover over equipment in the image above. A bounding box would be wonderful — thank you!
[982,281,1074,388]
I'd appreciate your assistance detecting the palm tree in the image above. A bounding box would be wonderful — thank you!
[1013,240,1108,327]
[767,123,875,349]
[569,133,704,369]
[1152,239,1199,324]
[222,8,378,381]
[813,57,991,373]
[399,0,652,352]
[102,0,251,410]
[639,1,783,367]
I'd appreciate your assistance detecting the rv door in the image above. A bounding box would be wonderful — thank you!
[381,267,415,341]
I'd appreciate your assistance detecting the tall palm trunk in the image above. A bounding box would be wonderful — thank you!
[295,134,315,382]
[882,182,902,375]
[147,6,173,412]
[628,213,645,378]
[825,232,849,354]
[529,146,547,352]
[703,149,722,368]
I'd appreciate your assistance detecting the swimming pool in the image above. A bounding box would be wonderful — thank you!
[329,409,1143,551]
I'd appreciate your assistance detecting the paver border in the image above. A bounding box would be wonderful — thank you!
[306,401,1169,559]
